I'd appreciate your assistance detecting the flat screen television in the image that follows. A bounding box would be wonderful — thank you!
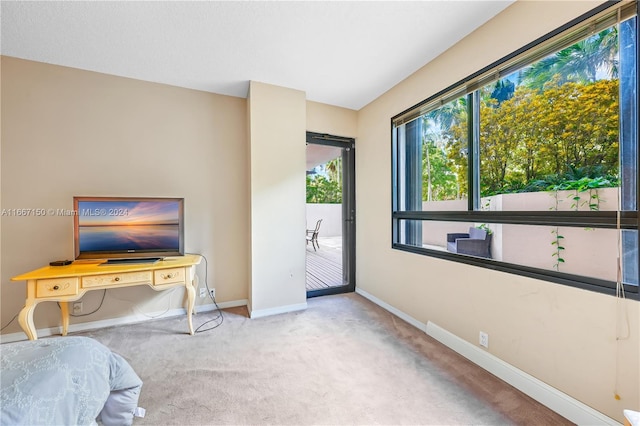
[73,196,184,263]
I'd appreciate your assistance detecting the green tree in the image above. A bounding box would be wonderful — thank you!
[306,174,342,203]
[416,28,620,199]
[520,28,618,89]
[421,125,458,201]
[443,79,619,196]
[423,97,468,200]
[325,157,342,188]
[535,79,619,182]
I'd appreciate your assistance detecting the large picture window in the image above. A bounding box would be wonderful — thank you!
[392,2,639,297]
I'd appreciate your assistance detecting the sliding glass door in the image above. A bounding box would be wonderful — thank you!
[305,132,355,297]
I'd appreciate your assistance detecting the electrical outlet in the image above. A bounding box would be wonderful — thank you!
[209,288,215,299]
[73,302,83,314]
[479,331,489,348]
[199,288,206,298]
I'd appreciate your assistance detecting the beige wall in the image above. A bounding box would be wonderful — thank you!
[247,81,307,316]
[1,57,250,333]
[306,100,357,138]
[0,61,357,333]
[356,1,639,422]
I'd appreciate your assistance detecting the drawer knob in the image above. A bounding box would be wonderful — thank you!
[53,285,59,290]
[114,277,120,282]
[163,273,175,279]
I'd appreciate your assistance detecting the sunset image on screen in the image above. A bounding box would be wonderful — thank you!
[77,200,181,252]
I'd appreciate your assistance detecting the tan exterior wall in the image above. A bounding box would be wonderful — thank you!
[306,203,342,237]
[356,1,639,422]
[422,188,620,280]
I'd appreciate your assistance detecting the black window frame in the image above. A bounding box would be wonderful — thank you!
[391,1,640,300]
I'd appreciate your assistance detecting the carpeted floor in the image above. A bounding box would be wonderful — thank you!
[77,293,572,425]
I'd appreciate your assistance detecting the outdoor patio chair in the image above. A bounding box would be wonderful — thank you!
[446,226,492,258]
[306,219,322,251]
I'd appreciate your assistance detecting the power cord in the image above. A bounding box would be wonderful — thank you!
[107,287,178,319]
[0,291,106,333]
[0,312,19,332]
[191,253,224,333]
[57,289,107,317]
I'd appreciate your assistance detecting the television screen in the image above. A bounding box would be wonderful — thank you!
[73,196,184,261]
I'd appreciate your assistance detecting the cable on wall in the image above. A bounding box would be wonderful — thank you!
[57,289,107,317]
[0,312,19,332]
[192,254,224,333]
[106,286,179,319]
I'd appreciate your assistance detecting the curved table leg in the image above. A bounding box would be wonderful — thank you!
[18,301,38,340]
[185,280,195,335]
[60,302,70,336]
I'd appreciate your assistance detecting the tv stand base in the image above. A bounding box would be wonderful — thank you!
[103,257,162,265]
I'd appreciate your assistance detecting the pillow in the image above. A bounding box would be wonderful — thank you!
[98,352,143,426]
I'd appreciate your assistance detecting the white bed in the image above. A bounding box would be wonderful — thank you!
[1,336,143,426]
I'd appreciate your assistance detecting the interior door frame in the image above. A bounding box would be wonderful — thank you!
[306,131,356,297]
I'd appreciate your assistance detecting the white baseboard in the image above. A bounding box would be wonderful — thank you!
[249,302,307,319]
[356,288,619,426]
[194,298,248,314]
[0,298,248,344]
[426,321,620,426]
[356,288,427,332]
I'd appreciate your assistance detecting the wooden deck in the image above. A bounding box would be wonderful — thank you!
[306,237,343,291]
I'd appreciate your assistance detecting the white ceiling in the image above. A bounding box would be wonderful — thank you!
[306,144,341,171]
[0,1,514,111]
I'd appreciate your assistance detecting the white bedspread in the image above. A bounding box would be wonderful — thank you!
[1,336,142,426]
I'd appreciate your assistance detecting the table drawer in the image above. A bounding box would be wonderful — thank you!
[82,271,152,288]
[36,277,79,297]
[154,268,186,285]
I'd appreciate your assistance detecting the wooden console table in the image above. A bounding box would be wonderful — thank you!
[11,254,202,340]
